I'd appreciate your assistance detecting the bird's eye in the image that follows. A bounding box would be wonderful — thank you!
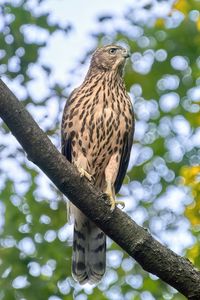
[109,48,117,54]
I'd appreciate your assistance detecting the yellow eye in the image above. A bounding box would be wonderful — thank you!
[109,48,117,54]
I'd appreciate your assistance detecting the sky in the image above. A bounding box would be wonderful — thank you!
[36,0,137,83]
[29,0,173,84]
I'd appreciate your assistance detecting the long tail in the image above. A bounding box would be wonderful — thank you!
[71,207,106,284]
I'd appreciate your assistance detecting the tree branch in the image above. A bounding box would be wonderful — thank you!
[0,79,200,299]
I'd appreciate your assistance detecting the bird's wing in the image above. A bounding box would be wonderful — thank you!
[114,120,134,194]
[61,88,79,162]
[61,134,72,162]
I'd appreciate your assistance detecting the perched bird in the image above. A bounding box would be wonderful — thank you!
[61,44,134,284]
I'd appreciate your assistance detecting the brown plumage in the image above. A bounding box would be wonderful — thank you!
[61,45,134,284]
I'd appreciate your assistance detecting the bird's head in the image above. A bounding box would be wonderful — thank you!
[90,45,130,75]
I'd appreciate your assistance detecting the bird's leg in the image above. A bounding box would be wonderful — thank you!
[105,181,115,211]
[104,154,125,211]
[105,180,125,211]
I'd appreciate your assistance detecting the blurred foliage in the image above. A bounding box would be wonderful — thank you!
[181,165,200,267]
[0,0,200,300]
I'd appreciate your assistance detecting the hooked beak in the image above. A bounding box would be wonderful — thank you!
[122,49,130,58]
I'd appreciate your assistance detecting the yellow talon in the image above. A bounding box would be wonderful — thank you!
[77,166,93,181]
[105,180,125,211]
[105,191,125,211]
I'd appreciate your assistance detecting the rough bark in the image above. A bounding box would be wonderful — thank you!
[0,79,200,299]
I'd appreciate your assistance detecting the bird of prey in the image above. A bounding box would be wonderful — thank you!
[61,44,134,284]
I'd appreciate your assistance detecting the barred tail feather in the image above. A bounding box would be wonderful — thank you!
[87,223,106,284]
[72,207,106,284]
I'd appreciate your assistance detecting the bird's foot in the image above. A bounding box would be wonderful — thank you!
[77,166,93,181]
[105,191,125,212]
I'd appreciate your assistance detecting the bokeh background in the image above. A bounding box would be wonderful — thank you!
[0,0,200,299]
